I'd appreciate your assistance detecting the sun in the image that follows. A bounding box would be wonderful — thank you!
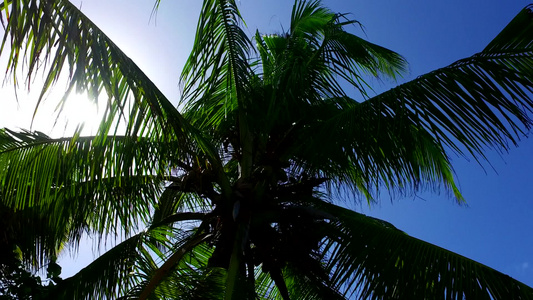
[0,88,104,137]
[37,90,107,137]
[57,92,105,135]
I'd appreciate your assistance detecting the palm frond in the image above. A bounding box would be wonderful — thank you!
[290,0,407,96]
[0,201,67,268]
[138,233,212,300]
[0,129,178,264]
[0,0,210,159]
[316,201,533,299]
[358,5,533,163]
[254,270,280,299]
[52,231,145,300]
[288,97,459,201]
[282,262,346,300]
[249,0,408,182]
[150,188,210,229]
[292,5,533,202]
[180,0,252,132]
[0,129,169,210]
[119,229,221,299]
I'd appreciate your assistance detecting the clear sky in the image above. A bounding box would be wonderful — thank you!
[0,0,531,288]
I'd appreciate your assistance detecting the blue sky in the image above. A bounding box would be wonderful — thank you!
[1,0,531,289]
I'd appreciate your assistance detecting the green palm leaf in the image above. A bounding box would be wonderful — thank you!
[315,201,533,299]
[355,5,533,165]
[51,232,145,300]
[290,4,533,202]
[180,0,252,130]
[251,2,406,136]
[0,0,214,161]
[0,129,174,264]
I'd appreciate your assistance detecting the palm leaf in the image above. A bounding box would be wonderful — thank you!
[150,188,211,229]
[119,228,221,299]
[51,205,214,299]
[51,231,145,300]
[179,0,252,130]
[251,1,406,136]
[0,201,68,268]
[289,97,459,201]
[356,5,533,167]
[316,201,533,299]
[0,129,178,264]
[291,5,533,202]
[281,262,346,300]
[289,0,407,97]
[0,129,168,209]
[0,0,218,161]
[138,233,212,300]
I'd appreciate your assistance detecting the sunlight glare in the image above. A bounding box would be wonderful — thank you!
[0,88,106,137]
[53,92,105,136]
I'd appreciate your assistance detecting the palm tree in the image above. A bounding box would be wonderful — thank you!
[1,0,533,298]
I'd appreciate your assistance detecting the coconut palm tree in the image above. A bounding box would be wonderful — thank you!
[1,0,533,299]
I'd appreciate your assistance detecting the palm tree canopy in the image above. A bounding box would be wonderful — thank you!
[0,0,532,299]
